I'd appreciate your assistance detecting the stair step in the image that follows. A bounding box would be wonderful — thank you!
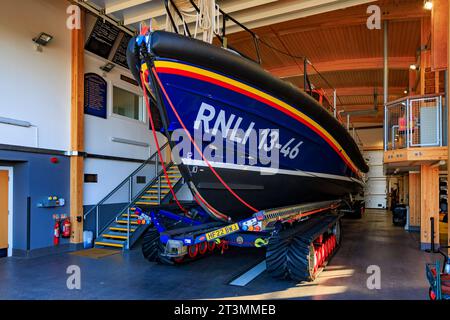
[160,179,181,185]
[116,219,140,225]
[95,238,125,248]
[140,196,159,200]
[135,201,159,206]
[149,185,171,189]
[109,226,137,232]
[122,213,139,218]
[103,232,129,240]
[146,190,170,194]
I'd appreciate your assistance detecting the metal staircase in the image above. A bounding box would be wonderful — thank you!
[83,142,184,249]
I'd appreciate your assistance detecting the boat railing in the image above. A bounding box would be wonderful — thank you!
[384,94,446,151]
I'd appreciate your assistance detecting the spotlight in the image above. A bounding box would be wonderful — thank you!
[100,62,116,73]
[404,90,408,94]
[424,0,433,10]
[32,32,53,46]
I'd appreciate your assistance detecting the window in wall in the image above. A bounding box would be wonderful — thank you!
[112,86,145,122]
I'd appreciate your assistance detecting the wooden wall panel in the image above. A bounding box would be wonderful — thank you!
[420,165,440,249]
[409,172,421,227]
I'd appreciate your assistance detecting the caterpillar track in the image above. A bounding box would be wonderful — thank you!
[266,213,341,282]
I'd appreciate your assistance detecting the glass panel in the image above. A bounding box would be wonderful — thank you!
[113,86,144,121]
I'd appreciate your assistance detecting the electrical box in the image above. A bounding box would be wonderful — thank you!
[37,196,65,208]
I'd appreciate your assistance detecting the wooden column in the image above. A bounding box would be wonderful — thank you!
[420,164,440,250]
[409,172,421,229]
[447,0,450,249]
[431,0,448,71]
[420,17,431,95]
[70,8,85,244]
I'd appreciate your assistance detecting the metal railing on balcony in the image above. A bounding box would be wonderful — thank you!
[384,94,446,151]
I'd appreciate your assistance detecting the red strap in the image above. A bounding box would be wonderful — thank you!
[151,67,259,214]
[140,72,188,214]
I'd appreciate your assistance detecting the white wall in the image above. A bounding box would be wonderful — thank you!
[356,128,383,150]
[363,150,387,209]
[84,158,141,205]
[0,0,71,150]
[84,53,159,159]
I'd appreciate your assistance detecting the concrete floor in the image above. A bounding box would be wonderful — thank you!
[0,209,440,300]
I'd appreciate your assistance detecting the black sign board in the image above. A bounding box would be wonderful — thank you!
[112,33,132,69]
[85,18,120,59]
[120,74,138,86]
[84,73,107,119]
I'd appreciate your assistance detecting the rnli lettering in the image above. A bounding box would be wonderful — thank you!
[194,102,255,145]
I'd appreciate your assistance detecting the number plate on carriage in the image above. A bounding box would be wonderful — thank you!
[205,223,239,241]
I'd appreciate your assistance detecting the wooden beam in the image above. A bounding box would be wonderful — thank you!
[420,164,440,250]
[105,0,152,14]
[384,147,448,164]
[269,57,416,78]
[447,0,450,249]
[124,0,277,26]
[409,172,421,228]
[324,86,406,96]
[420,17,431,95]
[70,8,84,244]
[431,0,448,71]
[224,0,376,34]
[226,0,427,35]
[124,2,165,26]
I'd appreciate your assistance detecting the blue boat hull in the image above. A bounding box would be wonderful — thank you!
[127,31,366,221]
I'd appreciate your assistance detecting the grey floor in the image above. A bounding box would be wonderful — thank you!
[0,209,439,300]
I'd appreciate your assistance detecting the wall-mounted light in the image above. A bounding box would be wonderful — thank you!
[33,32,53,46]
[32,32,53,52]
[404,89,408,94]
[409,64,418,70]
[100,62,116,73]
[424,0,433,10]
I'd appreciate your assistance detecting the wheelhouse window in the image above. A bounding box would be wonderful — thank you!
[112,86,145,122]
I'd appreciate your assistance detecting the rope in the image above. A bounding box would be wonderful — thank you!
[140,71,188,214]
[166,0,218,43]
[151,67,259,214]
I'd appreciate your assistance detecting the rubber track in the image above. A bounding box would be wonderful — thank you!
[141,219,182,264]
[266,213,341,282]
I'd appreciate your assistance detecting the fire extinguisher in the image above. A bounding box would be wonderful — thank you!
[53,218,60,246]
[62,217,71,238]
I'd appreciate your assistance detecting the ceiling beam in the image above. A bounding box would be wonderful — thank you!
[339,104,380,110]
[224,0,376,34]
[323,86,406,96]
[123,0,278,26]
[123,2,166,26]
[274,0,428,36]
[219,0,278,14]
[105,0,152,14]
[268,56,416,78]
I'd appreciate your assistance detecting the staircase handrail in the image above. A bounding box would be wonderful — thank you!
[96,161,175,238]
[83,141,170,220]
